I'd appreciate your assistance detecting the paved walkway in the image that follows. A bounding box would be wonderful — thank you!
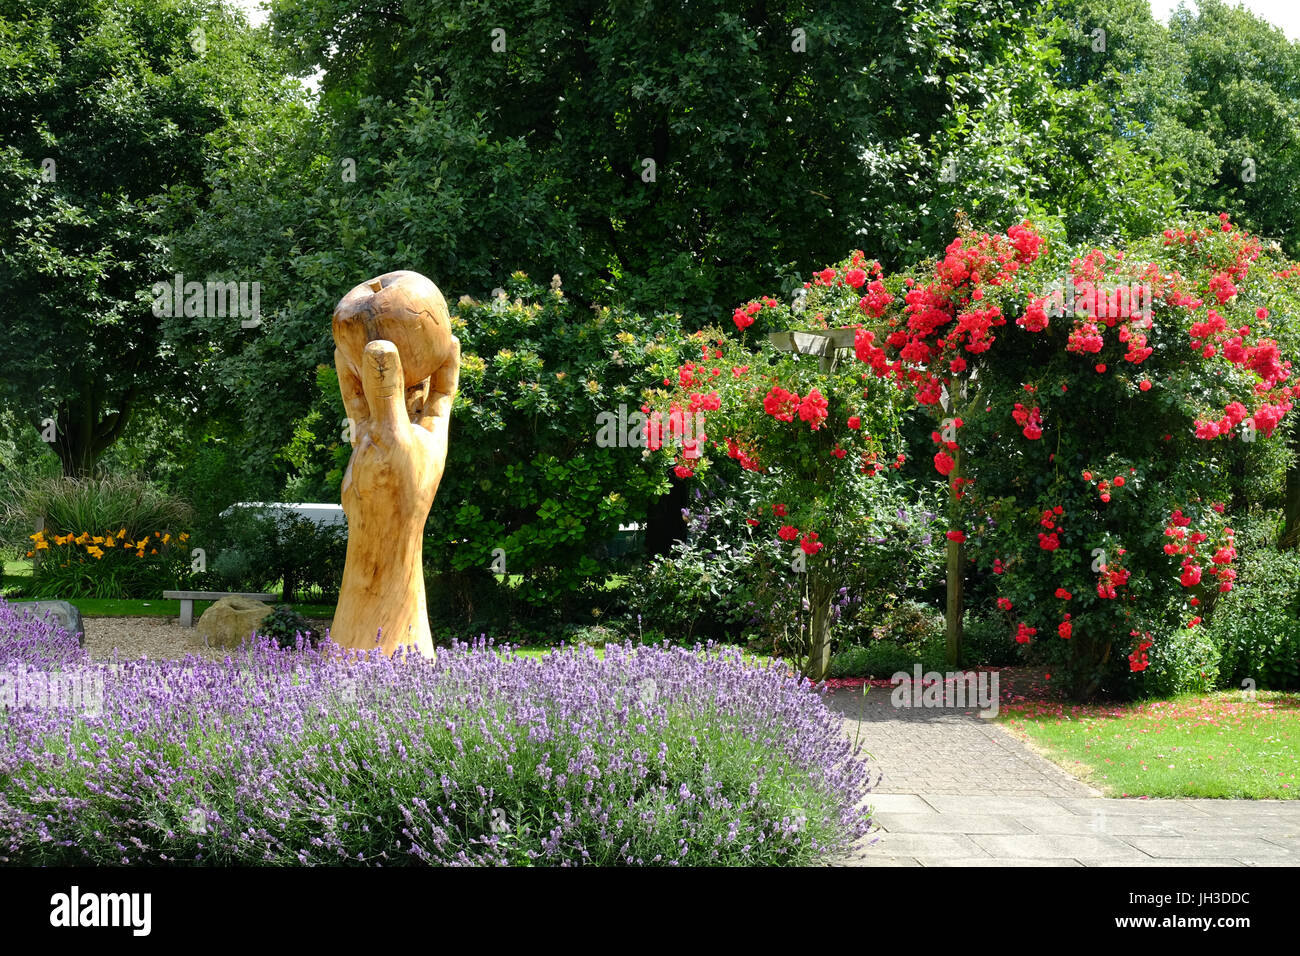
[824,685,1300,866]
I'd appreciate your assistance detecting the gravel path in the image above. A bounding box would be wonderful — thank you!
[83,615,333,661]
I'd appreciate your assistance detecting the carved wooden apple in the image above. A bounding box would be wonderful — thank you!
[332,270,453,397]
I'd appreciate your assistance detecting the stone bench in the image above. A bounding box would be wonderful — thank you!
[164,590,278,627]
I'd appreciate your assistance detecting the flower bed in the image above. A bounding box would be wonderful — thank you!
[0,604,871,865]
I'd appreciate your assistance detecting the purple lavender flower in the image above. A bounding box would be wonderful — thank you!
[0,615,873,867]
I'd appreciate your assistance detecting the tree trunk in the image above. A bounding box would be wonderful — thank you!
[943,408,966,667]
[803,570,835,682]
[945,533,964,668]
[45,382,139,477]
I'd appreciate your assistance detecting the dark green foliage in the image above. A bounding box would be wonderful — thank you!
[1208,521,1300,690]
[256,604,321,649]
[1137,625,1221,698]
[201,506,346,602]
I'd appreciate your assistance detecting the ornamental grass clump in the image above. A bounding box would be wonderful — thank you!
[0,631,872,866]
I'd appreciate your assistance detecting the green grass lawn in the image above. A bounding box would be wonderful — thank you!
[495,644,776,668]
[1000,689,1300,799]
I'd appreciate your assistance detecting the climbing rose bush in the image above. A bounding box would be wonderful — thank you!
[844,216,1295,697]
[681,214,1299,698]
[643,316,925,678]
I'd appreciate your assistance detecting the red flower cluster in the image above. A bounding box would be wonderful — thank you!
[1011,403,1042,440]
[859,280,894,318]
[763,385,799,422]
[1164,509,1237,595]
[732,296,780,330]
[1128,633,1154,672]
[797,389,829,430]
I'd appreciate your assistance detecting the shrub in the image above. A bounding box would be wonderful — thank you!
[959,611,1021,668]
[425,275,685,621]
[829,600,948,678]
[23,527,189,599]
[1138,626,1221,698]
[0,640,872,866]
[874,599,945,649]
[1,475,193,598]
[829,642,914,679]
[748,216,1299,699]
[627,474,941,670]
[201,506,346,602]
[1207,528,1300,690]
[256,605,321,650]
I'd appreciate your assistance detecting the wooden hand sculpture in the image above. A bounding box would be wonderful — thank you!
[330,271,460,658]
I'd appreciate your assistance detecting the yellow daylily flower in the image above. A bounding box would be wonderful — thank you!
[34,539,49,550]
[75,532,90,545]
[162,533,171,544]
[136,539,149,550]
[92,536,104,544]
[179,532,190,542]
[28,530,44,541]
[135,548,145,558]
[117,527,127,538]
[104,536,116,547]
[86,546,104,560]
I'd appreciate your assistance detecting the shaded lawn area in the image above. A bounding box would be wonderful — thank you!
[999,687,1300,799]
[496,644,776,668]
[30,597,338,620]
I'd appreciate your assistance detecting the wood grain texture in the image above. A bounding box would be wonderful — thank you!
[330,272,460,658]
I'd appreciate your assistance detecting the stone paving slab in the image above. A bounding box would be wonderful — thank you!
[828,686,1300,867]
[918,857,1085,867]
[968,832,1155,862]
[1079,857,1248,867]
[871,812,1031,834]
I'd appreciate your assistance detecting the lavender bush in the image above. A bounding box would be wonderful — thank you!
[0,598,88,670]
[0,621,872,865]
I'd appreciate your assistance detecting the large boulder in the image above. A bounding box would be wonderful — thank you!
[8,600,84,646]
[197,596,272,650]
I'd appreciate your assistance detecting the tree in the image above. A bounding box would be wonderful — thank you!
[264,0,1054,317]
[0,0,304,475]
